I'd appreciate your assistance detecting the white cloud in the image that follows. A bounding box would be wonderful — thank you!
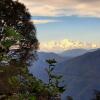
[39,39,100,52]
[18,0,100,17]
[32,19,58,24]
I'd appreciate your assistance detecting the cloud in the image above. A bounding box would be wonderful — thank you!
[18,0,100,17]
[31,19,59,24]
[39,39,100,52]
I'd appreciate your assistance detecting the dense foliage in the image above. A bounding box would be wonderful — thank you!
[46,59,65,99]
[0,0,39,97]
[0,0,39,62]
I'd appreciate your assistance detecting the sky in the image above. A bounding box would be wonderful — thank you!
[19,0,100,52]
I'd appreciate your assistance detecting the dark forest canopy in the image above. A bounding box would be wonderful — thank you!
[0,0,39,63]
[0,0,39,95]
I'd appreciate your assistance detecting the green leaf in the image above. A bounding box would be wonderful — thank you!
[1,39,16,48]
[5,27,17,36]
[8,76,19,85]
[29,96,37,100]
[5,27,22,40]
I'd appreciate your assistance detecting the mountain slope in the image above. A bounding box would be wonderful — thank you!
[56,49,100,100]
[60,49,88,57]
[29,52,69,82]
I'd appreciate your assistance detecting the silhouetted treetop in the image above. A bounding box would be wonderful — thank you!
[0,0,39,62]
[0,0,39,95]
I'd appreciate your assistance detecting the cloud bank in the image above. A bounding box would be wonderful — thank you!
[39,39,100,52]
[19,0,100,17]
[32,19,58,24]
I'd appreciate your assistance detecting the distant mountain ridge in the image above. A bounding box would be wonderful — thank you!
[30,49,100,100]
[59,48,96,57]
[56,49,100,100]
[36,52,66,62]
[29,52,69,82]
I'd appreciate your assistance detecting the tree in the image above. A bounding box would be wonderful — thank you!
[46,59,65,100]
[0,0,39,62]
[0,0,39,97]
[0,27,47,99]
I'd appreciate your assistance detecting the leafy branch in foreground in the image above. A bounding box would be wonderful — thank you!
[46,59,66,99]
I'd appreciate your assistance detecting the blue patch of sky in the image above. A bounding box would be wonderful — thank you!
[32,16,100,43]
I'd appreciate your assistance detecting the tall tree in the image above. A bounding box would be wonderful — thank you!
[0,0,39,96]
[46,59,65,100]
[0,0,39,61]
